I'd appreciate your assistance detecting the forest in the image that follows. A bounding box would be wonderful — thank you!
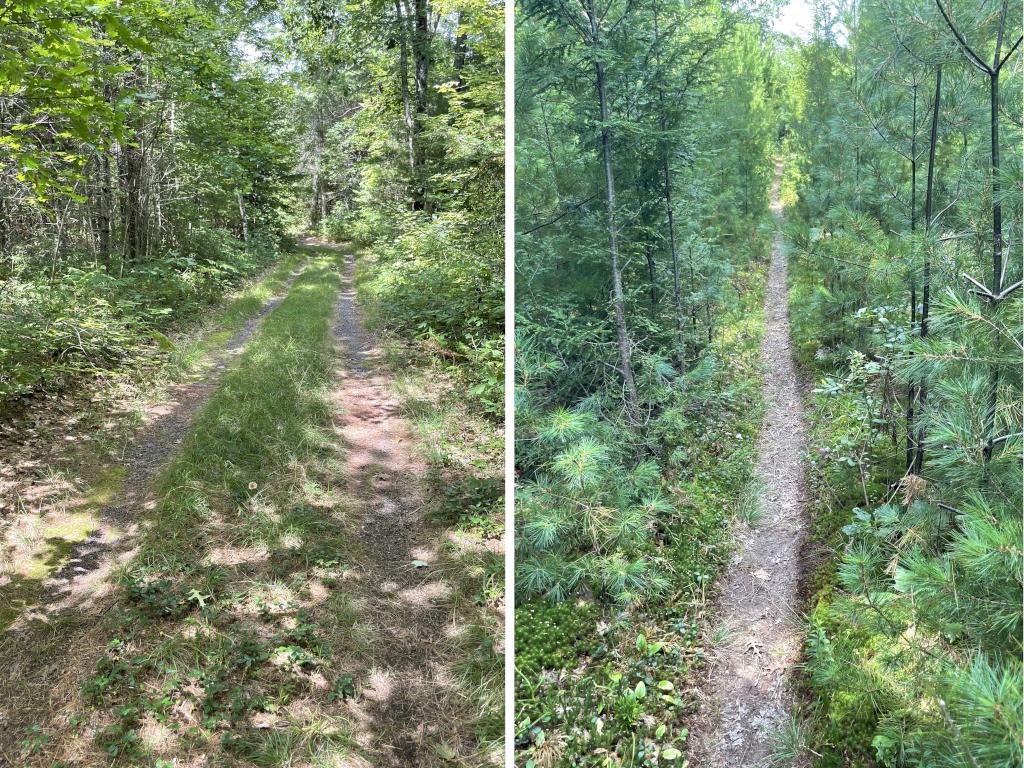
[2,0,1022,764]
[1,0,504,765]
[514,0,1021,766]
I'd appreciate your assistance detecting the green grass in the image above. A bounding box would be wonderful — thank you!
[141,254,342,562]
[769,714,811,767]
[0,465,130,631]
[735,475,766,526]
[25,251,375,766]
[164,248,307,375]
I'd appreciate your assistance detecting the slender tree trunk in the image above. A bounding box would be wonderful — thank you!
[652,1,685,374]
[120,137,147,262]
[667,172,685,373]
[936,0,1017,464]
[237,189,249,244]
[645,245,657,308]
[411,0,430,210]
[914,65,941,473]
[906,83,918,470]
[92,151,112,263]
[588,0,639,419]
[688,244,698,334]
[981,0,1012,463]
[395,0,417,180]
[0,193,8,262]
[310,104,329,228]
[453,11,467,91]
[983,40,1004,462]
[989,76,1003,295]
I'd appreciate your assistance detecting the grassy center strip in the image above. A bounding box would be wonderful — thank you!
[54,251,366,765]
[0,250,309,634]
[165,248,309,374]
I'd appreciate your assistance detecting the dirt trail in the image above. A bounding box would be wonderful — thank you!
[15,261,307,621]
[0,257,308,754]
[691,161,808,767]
[320,242,468,766]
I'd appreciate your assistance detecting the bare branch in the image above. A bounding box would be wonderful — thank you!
[998,35,1022,69]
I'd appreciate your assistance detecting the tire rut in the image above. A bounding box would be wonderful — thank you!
[35,261,308,617]
[320,241,460,766]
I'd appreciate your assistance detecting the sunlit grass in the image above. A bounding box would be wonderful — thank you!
[141,255,343,562]
[0,465,129,630]
[166,248,308,375]
[59,250,376,766]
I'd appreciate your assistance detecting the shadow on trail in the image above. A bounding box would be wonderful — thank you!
[326,246,502,766]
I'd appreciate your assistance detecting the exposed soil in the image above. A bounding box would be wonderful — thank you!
[0,261,305,748]
[316,240,470,766]
[37,262,307,615]
[690,161,810,767]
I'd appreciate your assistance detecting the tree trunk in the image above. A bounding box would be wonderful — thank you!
[395,0,417,180]
[645,245,657,308]
[906,83,918,471]
[92,151,112,262]
[914,65,941,473]
[652,1,685,374]
[936,0,1017,464]
[453,10,467,91]
[983,0,1010,463]
[411,0,430,210]
[588,0,639,419]
[237,189,249,244]
[983,63,1003,462]
[310,104,328,228]
[119,136,147,262]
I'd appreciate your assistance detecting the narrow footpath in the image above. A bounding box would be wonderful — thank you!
[692,161,809,767]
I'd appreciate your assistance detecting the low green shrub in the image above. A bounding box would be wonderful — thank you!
[356,210,503,416]
[515,600,598,681]
[0,227,287,410]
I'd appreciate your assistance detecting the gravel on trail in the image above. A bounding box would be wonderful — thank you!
[690,161,811,768]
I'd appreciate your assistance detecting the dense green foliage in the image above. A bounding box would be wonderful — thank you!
[515,0,776,604]
[2,0,504,763]
[0,0,300,410]
[1,0,503,417]
[286,0,505,412]
[515,0,1022,764]
[513,0,778,761]
[782,1,1023,764]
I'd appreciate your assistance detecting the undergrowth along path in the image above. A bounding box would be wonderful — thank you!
[0,253,311,757]
[692,160,809,767]
[1,255,308,630]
